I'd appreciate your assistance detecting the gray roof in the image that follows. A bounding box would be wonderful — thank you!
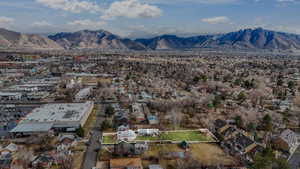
[149,165,163,169]
[10,123,53,133]
[280,129,298,148]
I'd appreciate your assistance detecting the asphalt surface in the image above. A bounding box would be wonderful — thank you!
[288,145,300,169]
[81,105,104,169]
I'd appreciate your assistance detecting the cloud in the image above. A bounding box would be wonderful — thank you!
[0,16,15,27]
[201,16,230,24]
[271,25,300,34]
[142,0,238,4]
[277,0,295,2]
[35,0,102,13]
[32,21,53,27]
[67,19,107,30]
[101,0,162,20]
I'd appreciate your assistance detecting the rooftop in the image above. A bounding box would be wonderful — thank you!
[20,101,93,123]
[10,123,53,133]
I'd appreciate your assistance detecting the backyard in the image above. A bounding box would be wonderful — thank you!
[136,130,214,142]
[142,143,237,168]
[102,130,215,144]
[102,135,116,144]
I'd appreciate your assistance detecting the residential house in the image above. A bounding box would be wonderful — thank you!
[221,127,239,140]
[274,129,299,154]
[149,165,163,169]
[59,135,75,144]
[32,154,55,168]
[137,129,159,136]
[117,125,130,132]
[215,119,230,134]
[223,133,257,155]
[0,143,18,155]
[114,111,129,128]
[132,103,146,123]
[147,115,159,125]
[113,141,148,156]
[117,130,137,142]
[134,142,148,154]
[0,153,12,169]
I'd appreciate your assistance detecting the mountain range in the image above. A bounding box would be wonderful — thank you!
[1,27,300,52]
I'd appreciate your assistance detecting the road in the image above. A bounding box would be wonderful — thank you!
[81,104,104,169]
[288,145,300,169]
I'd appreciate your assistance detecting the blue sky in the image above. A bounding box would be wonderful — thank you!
[0,0,300,38]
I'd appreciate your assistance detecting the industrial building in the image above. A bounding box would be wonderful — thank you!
[11,101,94,134]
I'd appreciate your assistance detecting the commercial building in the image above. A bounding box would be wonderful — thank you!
[0,92,22,101]
[11,101,94,134]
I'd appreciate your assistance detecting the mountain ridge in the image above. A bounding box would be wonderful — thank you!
[1,27,300,51]
[48,29,147,50]
[0,28,62,50]
[136,28,300,51]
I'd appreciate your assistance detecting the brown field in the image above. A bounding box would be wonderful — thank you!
[142,143,236,168]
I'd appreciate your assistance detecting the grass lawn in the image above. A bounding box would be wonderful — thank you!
[103,135,117,144]
[161,131,213,141]
[136,131,214,142]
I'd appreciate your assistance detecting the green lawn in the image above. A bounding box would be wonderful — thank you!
[160,131,212,141]
[103,135,116,144]
[136,131,213,142]
[136,135,159,141]
[102,130,214,144]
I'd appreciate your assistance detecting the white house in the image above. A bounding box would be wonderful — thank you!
[137,129,160,136]
[117,130,137,142]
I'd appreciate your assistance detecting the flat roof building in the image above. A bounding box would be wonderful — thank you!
[11,101,94,134]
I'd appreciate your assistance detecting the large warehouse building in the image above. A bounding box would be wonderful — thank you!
[11,101,94,134]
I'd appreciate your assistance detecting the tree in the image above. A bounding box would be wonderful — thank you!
[76,125,85,137]
[192,76,200,83]
[200,74,208,82]
[234,115,244,129]
[234,78,242,86]
[101,119,112,131]
[105,105,115,117]
[251,147,290,169]
[212,95,222,108]
[247,122,257,133]
[273,158,290,169]
[263,114,273,132]
[277,78,283,86]
[237,91,247,103]
[288,81,296,90]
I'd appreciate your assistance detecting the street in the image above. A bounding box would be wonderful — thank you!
[81,104,104,169]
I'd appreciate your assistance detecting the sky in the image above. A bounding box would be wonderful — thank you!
[0,0,300,38]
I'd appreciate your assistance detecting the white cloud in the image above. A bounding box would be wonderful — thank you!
[142,0,238,4]
[271,25,300,34]
[0,16,15,27]
[35,0,102,13]
[101,0,162,20]
[32,21,53,27]
[67,19,107,30]
[201,16,230,24]
[277,0,295,2]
